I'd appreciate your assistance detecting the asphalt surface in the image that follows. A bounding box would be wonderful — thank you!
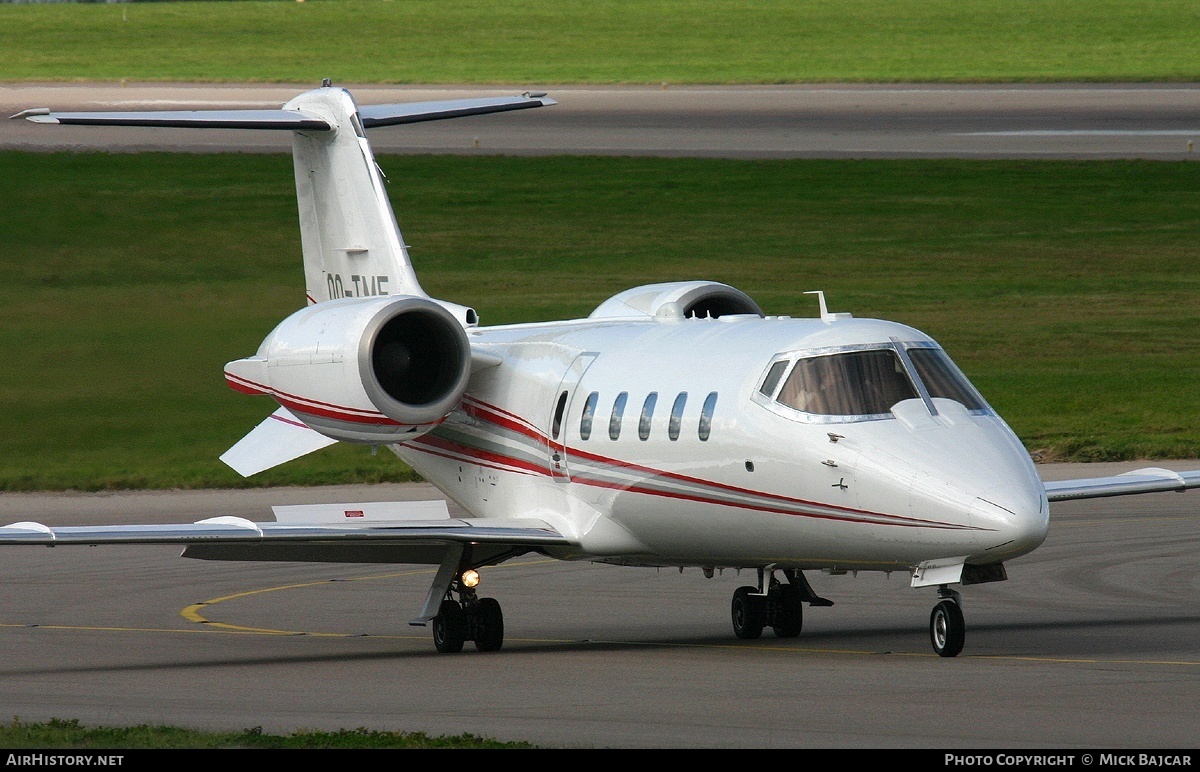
[4,82,1200,159]
[0,461,1197,749]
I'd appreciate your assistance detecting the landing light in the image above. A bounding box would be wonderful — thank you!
[461,569,480,588]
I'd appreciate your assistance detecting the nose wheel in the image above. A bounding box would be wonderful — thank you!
[929,591,965,657]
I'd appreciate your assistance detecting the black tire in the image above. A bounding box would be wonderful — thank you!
[930,599,965,658]
[770,584,803,638]
[474,597,505,652]
[432,599,466,653]
[731,586,766,640]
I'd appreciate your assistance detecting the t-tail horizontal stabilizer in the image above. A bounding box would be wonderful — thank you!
[11,94,556,130]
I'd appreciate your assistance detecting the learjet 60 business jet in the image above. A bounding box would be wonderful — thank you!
[6,84,1199,657]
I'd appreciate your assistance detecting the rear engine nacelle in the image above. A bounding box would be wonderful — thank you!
[225,295,471,443]
[589,281,764,320]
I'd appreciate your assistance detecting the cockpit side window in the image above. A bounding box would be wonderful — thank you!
[758,360,789,398]
[907,348,987,410]
[777,349,918,416]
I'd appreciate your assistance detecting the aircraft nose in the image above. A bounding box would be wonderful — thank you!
[890,399,1049,559]
[971,471,1049,560]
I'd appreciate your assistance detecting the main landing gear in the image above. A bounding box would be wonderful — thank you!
[929,587,965,658]
[730,568,833,640]
[431,568,505,653]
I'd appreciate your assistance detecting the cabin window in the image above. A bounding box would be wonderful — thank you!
[759,360,788,398]
[639,392,658,440]
[907,348,987,410]
[579,391,599,440]
[699,392,718,441]
[777,349,918,416]
[551,391,568,440]
[609,392,628,440]
[668,392,687,441]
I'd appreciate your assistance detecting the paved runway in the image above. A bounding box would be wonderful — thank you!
[0,461,1197,748]
[4,82,1200,159]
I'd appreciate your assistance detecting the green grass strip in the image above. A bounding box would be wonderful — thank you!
[1,152,1198,491]
[2,0,1200,84]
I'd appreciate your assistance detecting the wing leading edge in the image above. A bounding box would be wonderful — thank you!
[1044,467,1200,502]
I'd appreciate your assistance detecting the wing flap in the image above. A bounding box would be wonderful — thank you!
[1044,467,1200,502]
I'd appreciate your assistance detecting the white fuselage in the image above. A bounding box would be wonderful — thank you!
[393,313,1050,572]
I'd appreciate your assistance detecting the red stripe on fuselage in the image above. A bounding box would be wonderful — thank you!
[429,397,975,530]
[461,396,545,443]
[408,433,543,477]
[461,395,958,526]
[571,475,970,530]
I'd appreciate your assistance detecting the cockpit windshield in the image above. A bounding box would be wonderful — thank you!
[906,347,987,410]
[761,343,989,420]
[776,349,918,416]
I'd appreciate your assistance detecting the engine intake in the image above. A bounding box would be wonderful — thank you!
[589,281,764,320]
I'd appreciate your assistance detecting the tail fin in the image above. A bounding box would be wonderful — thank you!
[16,85,556,306]
[18,85,554,476]
[286,87,423,304]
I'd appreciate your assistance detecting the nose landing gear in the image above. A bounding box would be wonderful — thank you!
[929,587,965,658]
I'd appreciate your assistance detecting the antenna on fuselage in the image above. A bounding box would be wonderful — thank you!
[803,290,853,323]
[804,290,830,321]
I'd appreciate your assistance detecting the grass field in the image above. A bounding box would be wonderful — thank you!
[1,152,1198,490]
[2,0,1200,84]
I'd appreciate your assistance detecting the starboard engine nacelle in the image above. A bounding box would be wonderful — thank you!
[224,295,472,443]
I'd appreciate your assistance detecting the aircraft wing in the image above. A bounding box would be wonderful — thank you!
[0,517,566,546]
[1044,466,1200,502]
[0,509,572,567]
